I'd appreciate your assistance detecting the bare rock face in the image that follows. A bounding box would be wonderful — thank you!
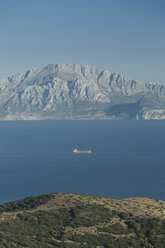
[0,63,165,120]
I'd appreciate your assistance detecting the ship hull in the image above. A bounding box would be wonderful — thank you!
[73,151,92,154]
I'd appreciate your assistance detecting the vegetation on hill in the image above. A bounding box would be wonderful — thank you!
[0,193,165,247]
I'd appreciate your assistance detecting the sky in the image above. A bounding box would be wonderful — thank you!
[0,0,165,84]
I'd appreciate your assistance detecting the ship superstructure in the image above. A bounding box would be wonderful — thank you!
[73,149,92,154]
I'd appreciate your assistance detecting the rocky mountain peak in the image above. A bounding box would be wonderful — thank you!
[0,63,165,120]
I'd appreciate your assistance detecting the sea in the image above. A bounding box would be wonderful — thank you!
[0,120,165,204]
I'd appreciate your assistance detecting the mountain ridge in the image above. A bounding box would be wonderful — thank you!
[0,63,165,120]
[0,192,165,247]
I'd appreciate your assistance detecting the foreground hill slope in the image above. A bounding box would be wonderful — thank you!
[0,63,165,120]
[0,193,165,247]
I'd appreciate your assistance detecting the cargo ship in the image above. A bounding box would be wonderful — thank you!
[73,149,92,154]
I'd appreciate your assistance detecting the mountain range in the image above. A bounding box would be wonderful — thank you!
[0,63,165,120]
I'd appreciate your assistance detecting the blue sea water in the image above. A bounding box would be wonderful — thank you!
[0,120,165,204]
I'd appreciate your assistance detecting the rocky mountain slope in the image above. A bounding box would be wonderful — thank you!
[0,193,165,247]
[0,63,165,120]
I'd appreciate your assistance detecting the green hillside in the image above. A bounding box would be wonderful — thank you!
[0,193,165,248]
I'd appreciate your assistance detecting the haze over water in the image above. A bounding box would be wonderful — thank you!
[0,120,165,204]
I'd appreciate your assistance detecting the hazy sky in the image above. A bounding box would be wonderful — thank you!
[0,0,165,83]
